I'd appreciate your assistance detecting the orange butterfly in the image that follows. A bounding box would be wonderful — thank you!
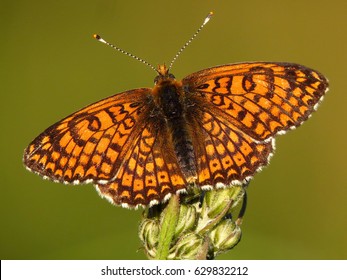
[23,13,328,208]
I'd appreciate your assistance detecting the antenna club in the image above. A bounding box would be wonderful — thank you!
[204,11,214,25]
[93,34,107,44]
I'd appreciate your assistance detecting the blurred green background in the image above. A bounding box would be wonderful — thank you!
[1,0,346,260]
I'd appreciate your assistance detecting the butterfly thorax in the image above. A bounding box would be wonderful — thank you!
[152,66,197,182]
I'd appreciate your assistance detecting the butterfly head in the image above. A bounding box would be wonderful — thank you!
[154,64,176,84]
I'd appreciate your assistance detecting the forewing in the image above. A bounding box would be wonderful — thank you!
[24,88,152,184]
[182,62,329,141]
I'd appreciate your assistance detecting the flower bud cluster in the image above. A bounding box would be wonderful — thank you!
[139,185,245,259]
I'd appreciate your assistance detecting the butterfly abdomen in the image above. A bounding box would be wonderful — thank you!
[153,79,197,181]
[169,117,197,182]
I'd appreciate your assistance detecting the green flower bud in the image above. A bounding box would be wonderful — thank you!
[196,186,244,234]
[174,204,197,239]
[203,186,243,219]
[168,233,204,260]
[209,219,242,256]
[138,219,160,258]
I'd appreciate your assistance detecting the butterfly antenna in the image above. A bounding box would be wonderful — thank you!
[93,34,158,74]
[168,11,213,71]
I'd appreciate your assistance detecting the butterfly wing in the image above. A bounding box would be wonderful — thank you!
[182,62,328,186]
[96,121,187,208]
[183,62,329,141]
[24,88,154,185]
[187,110,274,187]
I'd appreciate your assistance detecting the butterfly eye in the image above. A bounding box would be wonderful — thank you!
[168,73,176,80]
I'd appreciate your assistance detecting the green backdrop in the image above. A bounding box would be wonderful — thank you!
[1,0,346,259]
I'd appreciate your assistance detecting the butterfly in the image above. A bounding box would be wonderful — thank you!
[23,13,329,208]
